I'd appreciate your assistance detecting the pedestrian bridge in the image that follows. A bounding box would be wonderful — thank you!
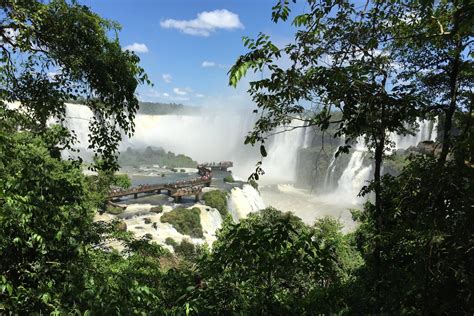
[108,177,211,201]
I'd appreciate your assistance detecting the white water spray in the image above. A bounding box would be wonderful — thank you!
[324,148,339,189]
[264,122,306,183]
[227,184,265,222]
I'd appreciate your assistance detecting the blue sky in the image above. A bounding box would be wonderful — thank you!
[79,0,302,107]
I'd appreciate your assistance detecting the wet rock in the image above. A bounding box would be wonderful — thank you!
[115,221,127,232]
[408,141,442,156]
[150,205,163,213]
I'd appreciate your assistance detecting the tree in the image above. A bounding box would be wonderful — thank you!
[0,0,152,313]
[190,208,360,315]
[352,155,474,313]
[228,3,428,291]
[229,0,423,225]
[229,0,473,313]
[0,0,149,170]
[388,0,473,164]
[77,232,166,314]
[0,112,97,312]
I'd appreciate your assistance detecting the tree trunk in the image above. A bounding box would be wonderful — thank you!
[374,136,384,230]
[439,12,462,164]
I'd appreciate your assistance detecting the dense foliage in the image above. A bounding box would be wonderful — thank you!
[0,0,149,171]
[201,190,229,217]
[137,101,200,115]
[223,175,234,183]
[0,118,95,312]
[189,208,362,314]
[161,207,203,238]
[0,0,472,314]
[119,146,197,168]
[229,0,473,313]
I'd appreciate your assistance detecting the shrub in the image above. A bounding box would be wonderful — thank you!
[196,208,352,314]
[223,175,234,183]
[249,179,259,191]
[118,146,197,168]
[202,190,228,217]
[161,207,203,238]
[165,237,178,248]
[115,220,127,232]
[150,205,163,213]
[175,239,198,260]
[106,204,125,215]
[113,174,132,189]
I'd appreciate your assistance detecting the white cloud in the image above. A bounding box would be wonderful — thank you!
[123,43,149,53]
[162,74,172,83]
[195,94,205,98]
[163,92,170,97]
[202,60,229,69]
[160,9,244,37]
[202,61,216,67]
[173,87,189,95]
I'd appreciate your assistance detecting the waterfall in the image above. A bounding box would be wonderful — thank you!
[196,204,223,245]
[302,124,313,148]
[64,103,93,148]
[263,121,306,183]
[129,113,257,163]
[63,103,437,206]
[62,103,313,183]
[324,148,339,189]
[227,184,266,222]
[389,118,438,150]
[326,118,438,203]
[62,103,260,176]
[334,151,372,202]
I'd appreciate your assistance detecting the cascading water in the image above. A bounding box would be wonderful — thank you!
[128,113,256,163]
[389,118,438,150]
[263,121,307,183]
[324,148,339,189]
[327,118,438,203]
[62,103,259,176]
[64,103,93,148]
[63,103,311,184]
[333,151,372,203]
[302,124,313,148]
[63,103,439,228]
[227,184,266,222]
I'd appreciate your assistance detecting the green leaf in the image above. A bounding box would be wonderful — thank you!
[260,145,267,157]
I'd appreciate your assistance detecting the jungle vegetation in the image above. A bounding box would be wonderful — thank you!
[0,0,472,314]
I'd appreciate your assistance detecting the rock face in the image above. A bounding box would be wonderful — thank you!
[296,119,440,190]
[408,141,442,156]
[150,205,163,213]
